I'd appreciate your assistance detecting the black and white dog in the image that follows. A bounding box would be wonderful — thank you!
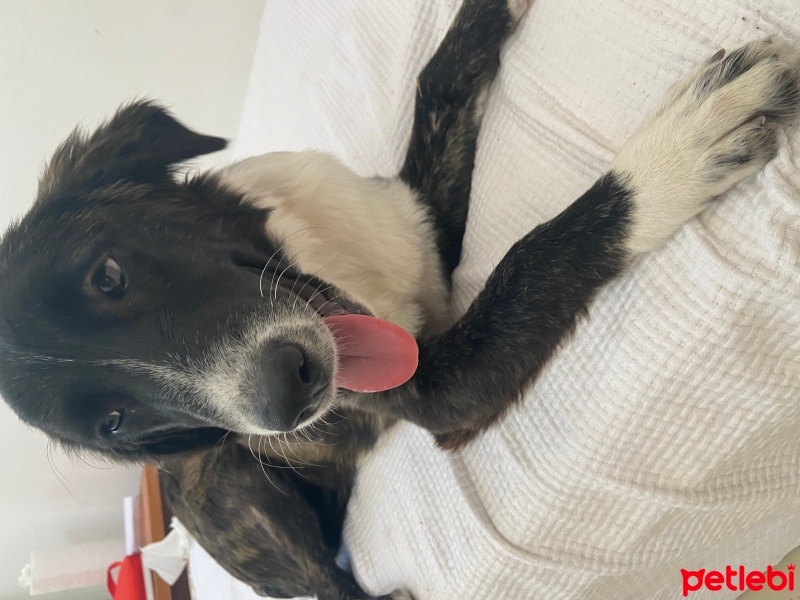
[1,0,798,598]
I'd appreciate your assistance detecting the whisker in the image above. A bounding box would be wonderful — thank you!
[277,434,311,474]
[314,294,343,312]
[47,441,80,502]
[281,432,323,468]
[269,435,310,477]
[305,285,335,310]
[291,253,342,312]
[247,435,285,494]
[72,449,115,471]
[307,422,342,446]
[259,244,287,299]
[215,430,232,454]
[273,261,298,302]
[264,435,301,469]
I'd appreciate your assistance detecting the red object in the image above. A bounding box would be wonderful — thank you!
[106,552,147,600]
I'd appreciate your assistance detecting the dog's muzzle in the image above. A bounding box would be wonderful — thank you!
[252,341,329,431]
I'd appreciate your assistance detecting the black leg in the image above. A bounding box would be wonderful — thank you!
[400,0,529,277]
[360,38,800,448]
[357,174,632,448]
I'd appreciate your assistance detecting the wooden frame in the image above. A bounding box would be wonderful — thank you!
[139,465,191,600]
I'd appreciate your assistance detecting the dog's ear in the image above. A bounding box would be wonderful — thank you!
[38,100,227,199]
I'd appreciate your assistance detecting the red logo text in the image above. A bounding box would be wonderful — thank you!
[681,564,795,596]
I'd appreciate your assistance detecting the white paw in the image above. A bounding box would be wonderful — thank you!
[613,37,800,254]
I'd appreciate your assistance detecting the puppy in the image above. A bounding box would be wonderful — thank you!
[1,0,798,597]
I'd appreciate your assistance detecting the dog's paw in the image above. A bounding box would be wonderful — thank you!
[612,37,800,254]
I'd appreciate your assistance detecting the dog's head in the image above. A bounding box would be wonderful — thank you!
[0,101,416,461]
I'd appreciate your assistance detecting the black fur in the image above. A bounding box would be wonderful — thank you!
[0,135,276,459]
[401,0,518,276]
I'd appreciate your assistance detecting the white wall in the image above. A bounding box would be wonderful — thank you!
[0,2,264,598]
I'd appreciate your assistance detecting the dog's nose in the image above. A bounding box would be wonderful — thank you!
[253,342,327,431]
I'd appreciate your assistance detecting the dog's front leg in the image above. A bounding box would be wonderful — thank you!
[160,442,412,600]
[361,38,800,448]
[401,0,533,276]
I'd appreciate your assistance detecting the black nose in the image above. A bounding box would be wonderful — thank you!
[253,342,327,431]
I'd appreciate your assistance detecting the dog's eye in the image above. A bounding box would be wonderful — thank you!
[100,410,124,435]
[92,258,127,298]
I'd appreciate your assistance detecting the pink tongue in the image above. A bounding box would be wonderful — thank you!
[323,314,418,393]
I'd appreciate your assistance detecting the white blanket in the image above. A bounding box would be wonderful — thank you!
[192,1,800,599]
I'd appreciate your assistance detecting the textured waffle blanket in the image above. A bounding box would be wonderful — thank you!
[190,1,800,599]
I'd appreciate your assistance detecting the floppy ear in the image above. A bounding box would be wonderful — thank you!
[38,100,227,199]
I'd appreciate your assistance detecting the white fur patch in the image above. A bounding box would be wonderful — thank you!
[219,152,450,336]
[613,37,800,255]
